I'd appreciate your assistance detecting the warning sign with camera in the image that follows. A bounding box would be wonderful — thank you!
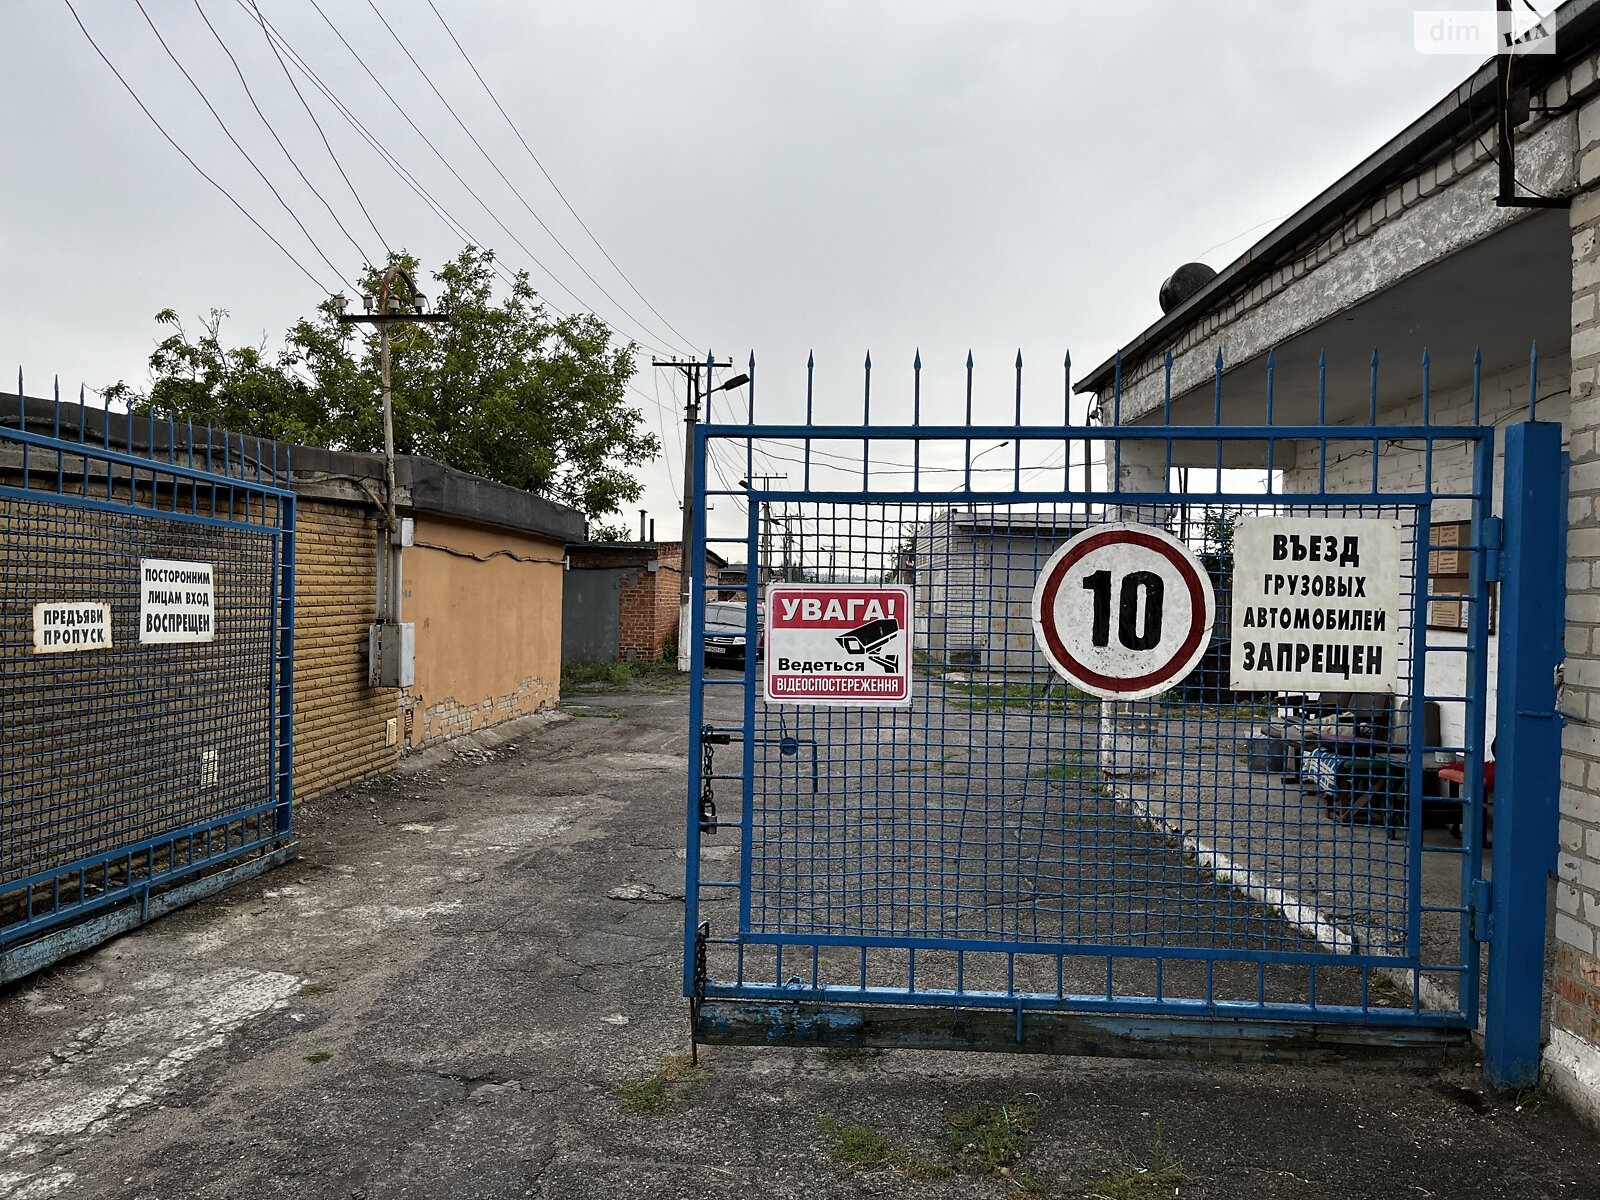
[764,583,913,706]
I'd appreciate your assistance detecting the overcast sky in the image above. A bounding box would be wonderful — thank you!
[7,2,1482,536]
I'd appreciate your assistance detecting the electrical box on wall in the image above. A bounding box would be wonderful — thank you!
[368,621,415,688]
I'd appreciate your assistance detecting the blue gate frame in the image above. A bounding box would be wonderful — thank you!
[1,386,296,980]
[683,347,1565,1082]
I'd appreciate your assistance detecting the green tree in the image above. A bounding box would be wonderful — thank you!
[106,247,659,529]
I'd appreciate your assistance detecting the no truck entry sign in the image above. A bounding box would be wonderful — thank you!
[763,583,913,706]
[1227,516,1403,693]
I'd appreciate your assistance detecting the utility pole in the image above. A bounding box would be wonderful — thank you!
[780,505,795,582]
[653,356,744,670]
[744,472,786,585]
[337,269,447,688]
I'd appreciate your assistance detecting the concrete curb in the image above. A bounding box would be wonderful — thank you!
[1109,781,1465,1019]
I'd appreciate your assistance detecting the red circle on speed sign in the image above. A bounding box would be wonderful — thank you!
[1031,522,1216,700]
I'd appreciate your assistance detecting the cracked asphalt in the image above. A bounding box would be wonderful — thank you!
[3,681,1600,1199]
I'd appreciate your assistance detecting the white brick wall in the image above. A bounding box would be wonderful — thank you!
[1554,95,1600,1083]
[1281,357,1573,752]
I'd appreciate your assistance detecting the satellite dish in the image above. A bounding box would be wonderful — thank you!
[1158,262,1218,314]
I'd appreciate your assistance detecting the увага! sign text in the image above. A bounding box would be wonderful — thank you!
[763,583,913,706]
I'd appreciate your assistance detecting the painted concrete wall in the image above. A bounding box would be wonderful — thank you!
[400,515,565,746]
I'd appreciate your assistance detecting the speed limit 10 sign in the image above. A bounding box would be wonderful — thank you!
[1031,522,1216,701]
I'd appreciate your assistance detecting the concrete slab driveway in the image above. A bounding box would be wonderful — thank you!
[3,681,1599,1200]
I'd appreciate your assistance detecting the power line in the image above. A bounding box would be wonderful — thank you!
[303,0,569,298]
[235,0,520,291]
[243,0,390,259]
[61,0,333,293]
[239,0,589,315]
[700,363,796,485]
[302,0,679,358]
[191,0,375,267]
[705,442,750,517]
[366,0,696,357]
[651,366,682,505]
[130,0,349,285]
[239,2,681,371]
[421,0,700,354]
[70,0,677,508]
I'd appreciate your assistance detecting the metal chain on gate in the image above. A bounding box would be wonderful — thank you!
[698,723,719,834]
[689,919,710,1065]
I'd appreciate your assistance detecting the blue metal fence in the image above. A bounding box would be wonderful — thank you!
[684,345,1552,1062]
[0,382,295,978]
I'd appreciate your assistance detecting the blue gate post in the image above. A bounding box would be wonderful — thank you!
[1484,420,1567,1089]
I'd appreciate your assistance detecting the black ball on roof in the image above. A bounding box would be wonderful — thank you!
[1158,262,1218,314]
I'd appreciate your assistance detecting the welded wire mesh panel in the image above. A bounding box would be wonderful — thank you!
[0,498,275,879]
[0,397,292,945]
[688,381,1494,1028]
[744,497,1423,958]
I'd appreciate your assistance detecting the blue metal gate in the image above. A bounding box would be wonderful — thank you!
[1,385,295,980]
[684,347,1564,1077]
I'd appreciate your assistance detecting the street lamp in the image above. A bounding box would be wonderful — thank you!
[949,440,1011,492]
[951,441,1013,557]
[970,439,1011,467]
[674,367,750,670]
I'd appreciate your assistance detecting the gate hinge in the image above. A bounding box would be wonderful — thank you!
[1482,516,1504,583]
[1470,878,1494,942]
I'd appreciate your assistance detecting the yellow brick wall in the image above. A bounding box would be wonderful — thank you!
[292,501,397,800]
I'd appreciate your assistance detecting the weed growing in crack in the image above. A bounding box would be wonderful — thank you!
[1084,1129,1191,1199]
[1032,758,1101,785]
[1512,1078,1555,1114]
[304,1051,332,1064]
[815,1117,952,1179]
[616,1053,697,1114]
[562,659,682,692]
[901,1156,956,1180]
[817,1117,895,1169]
[948,1101,1040,1189]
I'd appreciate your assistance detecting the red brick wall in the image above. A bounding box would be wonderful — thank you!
[1555,942,1600,1047]
[655,545,685,654]
[650,546,721,656]
[617,568,660,661]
